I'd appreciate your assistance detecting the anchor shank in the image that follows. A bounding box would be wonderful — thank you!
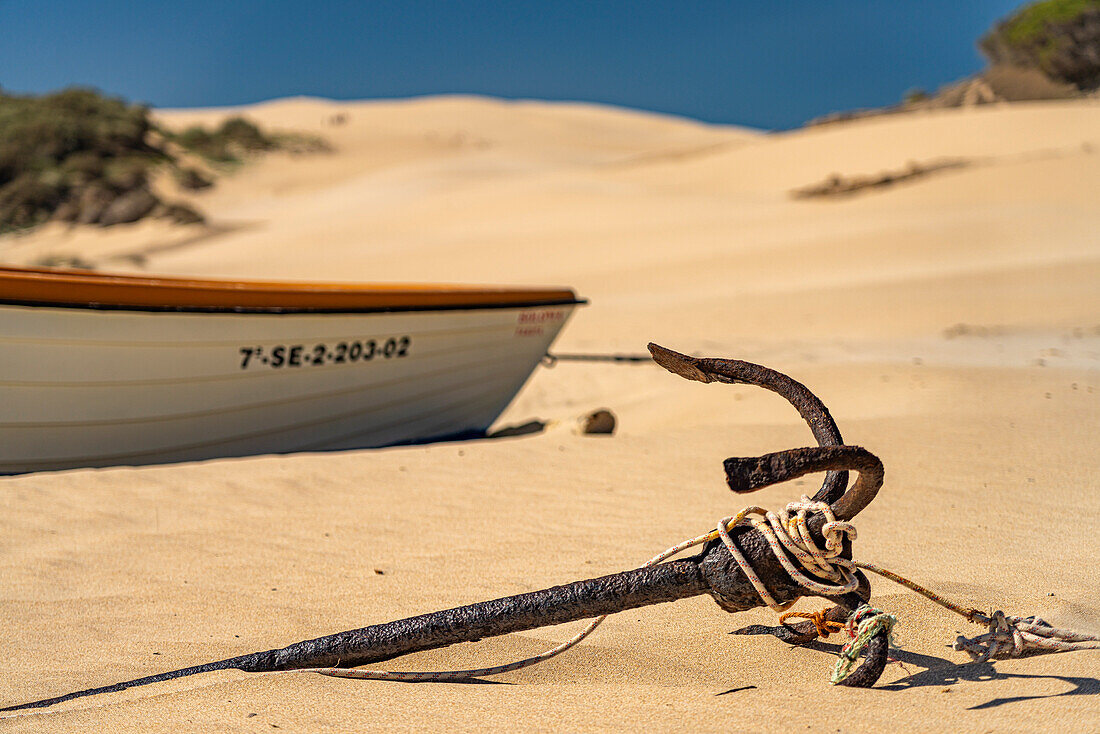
[261,510,864,672]
[263,558,710,671]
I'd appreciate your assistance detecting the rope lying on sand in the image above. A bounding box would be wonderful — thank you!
[954,612,1100,660]
[851,561,1100,661]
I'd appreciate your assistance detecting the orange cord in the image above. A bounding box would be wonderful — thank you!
[779,608,846,639]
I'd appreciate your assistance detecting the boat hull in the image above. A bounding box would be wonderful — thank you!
[0,301,576,473]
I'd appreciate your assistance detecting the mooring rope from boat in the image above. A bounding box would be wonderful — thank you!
[542,352,651,366]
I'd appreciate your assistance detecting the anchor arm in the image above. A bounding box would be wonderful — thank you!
[648,343,849,508]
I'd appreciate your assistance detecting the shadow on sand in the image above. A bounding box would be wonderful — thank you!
[792,637,1100,709]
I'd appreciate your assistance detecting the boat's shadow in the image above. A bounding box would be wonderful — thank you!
[484,419,548,439]
[0,421,557,476]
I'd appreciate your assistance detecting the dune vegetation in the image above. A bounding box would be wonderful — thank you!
[980,0,1100,87]
[0,87,326,235]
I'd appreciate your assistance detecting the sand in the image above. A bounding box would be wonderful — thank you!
[1,95,1098,732]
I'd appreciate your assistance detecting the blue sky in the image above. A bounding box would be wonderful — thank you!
[0,1,1025,129]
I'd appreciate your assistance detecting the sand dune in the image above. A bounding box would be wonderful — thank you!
[1,96,1098,731]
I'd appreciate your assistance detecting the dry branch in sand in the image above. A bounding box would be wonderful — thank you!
[790,159,969,199]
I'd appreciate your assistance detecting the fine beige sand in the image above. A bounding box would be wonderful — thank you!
[1,96,1098,732]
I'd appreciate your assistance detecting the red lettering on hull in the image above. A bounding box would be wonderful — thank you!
[515,308,564,336]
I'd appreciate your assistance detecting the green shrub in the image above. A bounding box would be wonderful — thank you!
[980,0,1100,87]
[0,88,161,232]
[219,117,274,151]
[998,0,1100,45]
[0,88,152,185]
[903,88,930,104]
[0,87,322,234]
[168,116,276,163]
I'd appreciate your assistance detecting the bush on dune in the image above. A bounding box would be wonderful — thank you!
[0,88,153,179]
[170,116,277,164]
[981,0,1100,88]
[0,87,325,235]
[0,88,165,232]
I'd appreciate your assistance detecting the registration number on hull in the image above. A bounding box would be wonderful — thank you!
[238,337,411,369]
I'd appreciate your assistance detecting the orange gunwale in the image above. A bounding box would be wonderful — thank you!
[0,266,583,314]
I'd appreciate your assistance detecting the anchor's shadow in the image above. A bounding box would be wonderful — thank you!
[798,639,1100,709]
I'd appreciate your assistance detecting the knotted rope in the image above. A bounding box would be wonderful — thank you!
[779,608,845,638]
[953,611,1100,661]
[294,497,868,682]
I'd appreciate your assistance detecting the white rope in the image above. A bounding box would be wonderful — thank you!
[717,499,859,610]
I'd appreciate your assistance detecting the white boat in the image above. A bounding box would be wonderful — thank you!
[0,266,582,473]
